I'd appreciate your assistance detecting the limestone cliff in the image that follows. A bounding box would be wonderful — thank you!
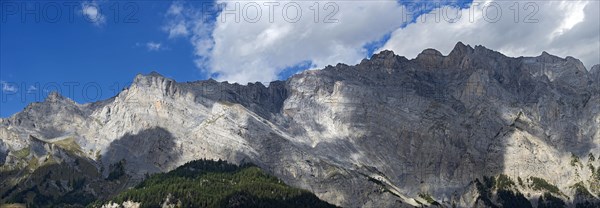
[1,43,599,207]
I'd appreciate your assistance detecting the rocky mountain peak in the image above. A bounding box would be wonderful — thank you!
[45,91,65,102]
[360,50,409,70]
[448,41,474,58]
[416,48,444,68]
[565,56,588,72]
[370,50,396,60]
[130,71,179,97]
[132,71,172,85]
[442,42,476,68]
[418,48,443,57]
[147,71,164,77]
[537,51,565,63]
[471,45,503,57]
[42,91,77,106]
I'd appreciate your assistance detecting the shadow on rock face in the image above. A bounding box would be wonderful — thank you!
[341,48,599,207]
[0,145,106,207]
[101,127,181,179]
[0,140,7,164]
[276,46,599,207]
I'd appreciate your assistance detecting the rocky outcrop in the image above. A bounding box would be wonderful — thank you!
[591,64,600,85]
[1,43,599,207]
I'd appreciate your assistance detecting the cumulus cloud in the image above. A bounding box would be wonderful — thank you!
[163,1,216,69]
[82,1,106,27]
[163,0,598,83]
[165,0,409,84]
[211,1,413,83]
[1,81,18,93]
[379,0,600,69]
[163,2,190,38]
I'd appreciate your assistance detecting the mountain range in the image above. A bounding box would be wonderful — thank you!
[1,42,599,207]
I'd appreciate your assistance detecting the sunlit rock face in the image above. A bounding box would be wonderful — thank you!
[1,42,599,207]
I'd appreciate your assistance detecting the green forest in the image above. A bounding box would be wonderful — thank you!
[88,159,337,208]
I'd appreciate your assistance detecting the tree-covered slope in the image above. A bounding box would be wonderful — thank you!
[89,159,337,208]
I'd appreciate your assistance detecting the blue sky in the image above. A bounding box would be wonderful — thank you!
[1,0,598,117]
[0,0,466,117]
[1,1,201,117]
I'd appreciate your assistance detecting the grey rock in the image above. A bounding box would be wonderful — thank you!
[0,140,7,164]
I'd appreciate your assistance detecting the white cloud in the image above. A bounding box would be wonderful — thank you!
[1,81,18,93]
[168,22,189,38]
[163,2,190,38]
[164,0,599,83]
[165,0,409,84]
[379,0,600,69]
[146,42,163,51]
[212,0,412,83]
[162,1,215,70]
[82,1,106,27]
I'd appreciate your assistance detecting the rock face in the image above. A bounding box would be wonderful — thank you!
[1,42,599,207]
